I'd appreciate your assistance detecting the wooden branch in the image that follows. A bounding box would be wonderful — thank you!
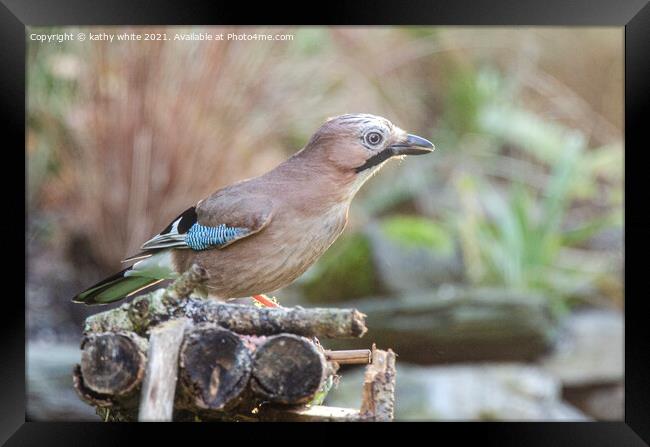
[161,264,209,305]
[138,318,192,422]
[86,293,367,340]
[178,323,252,411]
[83,264,366,339]
[360,345,397,422]
[195,303,367,339]
[250,334,327,405]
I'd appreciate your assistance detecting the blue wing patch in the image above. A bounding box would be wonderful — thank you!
[185,223,248,250]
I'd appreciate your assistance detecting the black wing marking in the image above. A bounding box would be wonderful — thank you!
[160,206,198,235]
[122,207,198,262]
[122,198,274,263]
[139,206,198,250]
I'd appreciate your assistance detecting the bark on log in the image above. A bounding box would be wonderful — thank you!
[73,365,113,408]
[360,345,397,422]
[87,294,367,339]
[178,323,252,411]
[250,334,327,405]
[73,329,346,419]
[79,332,147,397]
[83,265,367,339]
[190,303,367,339]
[138,318,192,421]
[173,345,396,421]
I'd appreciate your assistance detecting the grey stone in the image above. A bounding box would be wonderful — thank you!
[326,363,590,421]
[364,222,464,294]
[539,309,623,386]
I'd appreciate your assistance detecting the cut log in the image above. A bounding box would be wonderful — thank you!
[250,334,327,404]
[360,346,397,422]
[179,323,252,411]
[72,364,113,408]
[138,318,192,421]
[79,332,147,397]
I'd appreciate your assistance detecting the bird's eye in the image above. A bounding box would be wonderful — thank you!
[365,131,383,146]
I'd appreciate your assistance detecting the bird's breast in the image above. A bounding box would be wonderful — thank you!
[259,204,349,288]
[186,203,350,298]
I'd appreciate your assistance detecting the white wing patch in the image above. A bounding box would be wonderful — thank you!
[141,216,190,250]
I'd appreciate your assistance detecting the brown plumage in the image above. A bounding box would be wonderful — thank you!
[73,114,434,305]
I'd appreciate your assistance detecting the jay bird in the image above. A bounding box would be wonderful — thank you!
[73,114,434,305]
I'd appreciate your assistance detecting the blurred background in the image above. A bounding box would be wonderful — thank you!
[26,26,623,421]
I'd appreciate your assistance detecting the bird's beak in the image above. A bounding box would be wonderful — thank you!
[354,133,435,173]
[390,134,435,156]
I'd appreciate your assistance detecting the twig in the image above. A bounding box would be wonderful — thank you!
[325,349,372,365]
[161,264,209,305]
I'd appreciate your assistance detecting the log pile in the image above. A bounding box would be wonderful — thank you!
[73,265,397,422]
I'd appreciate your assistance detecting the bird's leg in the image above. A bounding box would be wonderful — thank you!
[252,294,280,308]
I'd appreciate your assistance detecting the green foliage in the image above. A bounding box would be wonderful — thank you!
[430,65,624,309]
[301,233,379,303]
[442,66,501,135]
[455,139,618,310]
[309,374,336,406]
[380,215,454,256]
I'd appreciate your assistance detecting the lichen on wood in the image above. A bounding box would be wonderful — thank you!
[84,264,367,339]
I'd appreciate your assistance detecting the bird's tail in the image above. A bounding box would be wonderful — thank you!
[72,266,163,305]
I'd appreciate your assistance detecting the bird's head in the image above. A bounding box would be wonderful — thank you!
[302,114,435,182]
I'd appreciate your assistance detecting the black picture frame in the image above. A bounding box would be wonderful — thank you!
[4,0,648,444]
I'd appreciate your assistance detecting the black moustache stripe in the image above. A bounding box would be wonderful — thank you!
[354,148,396,173]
